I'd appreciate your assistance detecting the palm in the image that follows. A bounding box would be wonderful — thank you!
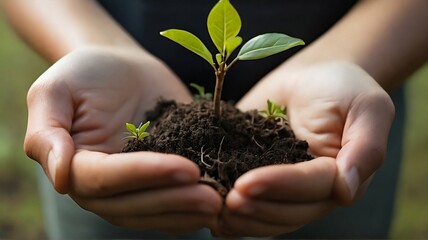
[25,47,222,232]
[220,61,395,237]
[47,48,192,153]
[285,62,375,157]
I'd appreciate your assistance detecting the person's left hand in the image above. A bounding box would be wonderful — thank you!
[213,61,395,237]
[24,47,223,233]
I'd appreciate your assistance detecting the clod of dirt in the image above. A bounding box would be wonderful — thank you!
[122,100,313,197]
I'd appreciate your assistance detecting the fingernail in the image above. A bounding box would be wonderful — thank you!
[48,151,57,185]
[172,172,193,183]
[343,166,359,199]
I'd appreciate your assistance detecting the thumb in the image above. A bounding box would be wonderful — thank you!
[236,78,284,112]
[24,79,74,194]
[333,91,394,205]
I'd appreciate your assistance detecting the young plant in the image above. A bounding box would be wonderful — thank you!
[190,83,213,100]
[160,0,304,117]
[125,121,150,142]
[260,99,287,121]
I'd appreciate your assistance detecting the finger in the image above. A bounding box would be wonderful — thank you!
[70,150,201,197]
[334,91,395,204]
[72,185,222,217]
[225,190,335,226]
[24,78,74,193]
[215,208,303,237]
[233,157,336,202]
[102,213,217,234]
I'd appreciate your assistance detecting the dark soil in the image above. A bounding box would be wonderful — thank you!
[122,100,313,197]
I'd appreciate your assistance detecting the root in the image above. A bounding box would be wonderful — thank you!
[199,172,228,198]
[251,135,265,150]
[217,136,225,160]
[200,146,214,169]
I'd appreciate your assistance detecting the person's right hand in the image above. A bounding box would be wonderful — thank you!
[24,46,222,233]
[214,61,395,237]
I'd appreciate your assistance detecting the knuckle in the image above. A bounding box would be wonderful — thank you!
[26,80,48,104]
[23,130,47,163]
[23,132,37,160]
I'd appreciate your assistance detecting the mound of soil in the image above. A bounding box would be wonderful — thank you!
[122,100,313,196]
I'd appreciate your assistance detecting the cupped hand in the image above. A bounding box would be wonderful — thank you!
[215,61,395,237]
[24,47,222,233]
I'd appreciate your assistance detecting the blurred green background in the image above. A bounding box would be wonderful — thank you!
[1,10,427,239]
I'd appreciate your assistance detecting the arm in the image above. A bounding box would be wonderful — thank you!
[286,0,428,92]
[1,0,139,62]
[239,0,428,109]
[222,0,428,237]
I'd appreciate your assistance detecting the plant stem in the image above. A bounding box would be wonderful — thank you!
[213,62,226,118]
[225,57,239,72]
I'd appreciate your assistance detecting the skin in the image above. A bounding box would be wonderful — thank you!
[222,0,428,237]
[2,0,428,237]
[24,46,224,233]
[1,0,222,233]
[220,61,394,236]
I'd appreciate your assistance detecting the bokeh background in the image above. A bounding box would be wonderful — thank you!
[1,9,427,239]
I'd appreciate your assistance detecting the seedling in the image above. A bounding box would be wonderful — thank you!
[125,121,150,141]
[260,99,287,121]
[190,83,213,100]
[160,0,304,117]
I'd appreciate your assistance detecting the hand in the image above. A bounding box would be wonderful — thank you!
[24,47,222,233]
[215,61,395,237]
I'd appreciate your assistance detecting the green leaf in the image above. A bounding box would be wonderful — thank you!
[260,100,287,120]
[225,36,242,59]
[204,93,213,101]
[260,109,269,116]
[238,33,304,60]
[138,132,150,141]
[138,121,151,132]
[215,53,222,65]
[207,0,241,54]
[125,123,137,134]
[273,112,287,119]
[267,99,274,114]
[190,83,213,100]
[160,29,213,65]
[190,83,205,96]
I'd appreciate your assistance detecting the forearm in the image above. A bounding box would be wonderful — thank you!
[1,0,141,62]
[284,0,428,92]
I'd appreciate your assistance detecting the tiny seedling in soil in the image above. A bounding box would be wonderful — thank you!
[190,83,213,101]
[124,121,150,142]
[261,99,288,121]
[122,0,313,197]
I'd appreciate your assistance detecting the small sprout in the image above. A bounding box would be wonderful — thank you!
[125,121,150,141]
[260,100,287,120]
[190,83,213,100]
